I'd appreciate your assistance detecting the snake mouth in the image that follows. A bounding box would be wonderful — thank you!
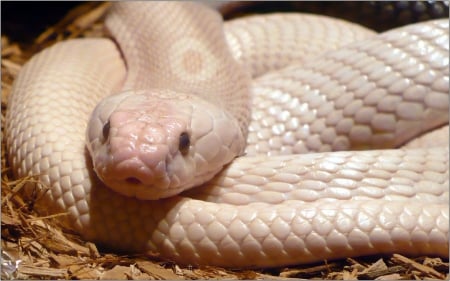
[124,176,169,188]
[125,177,142,185]
[101,173,174,200]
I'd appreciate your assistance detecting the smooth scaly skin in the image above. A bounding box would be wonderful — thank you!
[88,2,251,199]
[224,13,378,77]
[245,19,449,155]
[5,2,449,268]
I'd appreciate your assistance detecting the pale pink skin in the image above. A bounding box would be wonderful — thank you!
[7,1,447,268]
[86,89,245,199]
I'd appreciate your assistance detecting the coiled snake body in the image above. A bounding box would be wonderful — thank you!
[5,2,449,267]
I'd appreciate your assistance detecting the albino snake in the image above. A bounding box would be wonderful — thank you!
[5,2,449,268]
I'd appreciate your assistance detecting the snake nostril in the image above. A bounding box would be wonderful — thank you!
[125,177,142,185]
[102,120,111,141]
[179,132,190,155]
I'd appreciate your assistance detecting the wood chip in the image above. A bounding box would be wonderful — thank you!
[1,44,21,57]
[365,258,388,272]
[342,268,358,280]
[358,265,405,280]
[19,263,68,279]
[72,2,111,30]
[423,257,449,272]
[35,27,58,45]
[136,260,182,280]
[392,254,446,279]
[279,262,339,278]
[1,59,22,77]
[100,265,134,280]
[68,263,102,279]
[1,36,9,47]
[48,252,78,267]
[375,273,402,280]
[87,241,101,259]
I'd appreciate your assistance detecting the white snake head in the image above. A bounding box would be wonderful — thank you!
[86,89,246,200]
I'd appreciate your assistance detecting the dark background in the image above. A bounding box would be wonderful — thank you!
[2,1,449,44]
[2,1,84,43]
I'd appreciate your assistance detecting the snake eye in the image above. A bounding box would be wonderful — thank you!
[179,132,190,155]
[102,120,111,141]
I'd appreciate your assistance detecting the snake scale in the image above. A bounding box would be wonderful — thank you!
[5,2,449,268]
